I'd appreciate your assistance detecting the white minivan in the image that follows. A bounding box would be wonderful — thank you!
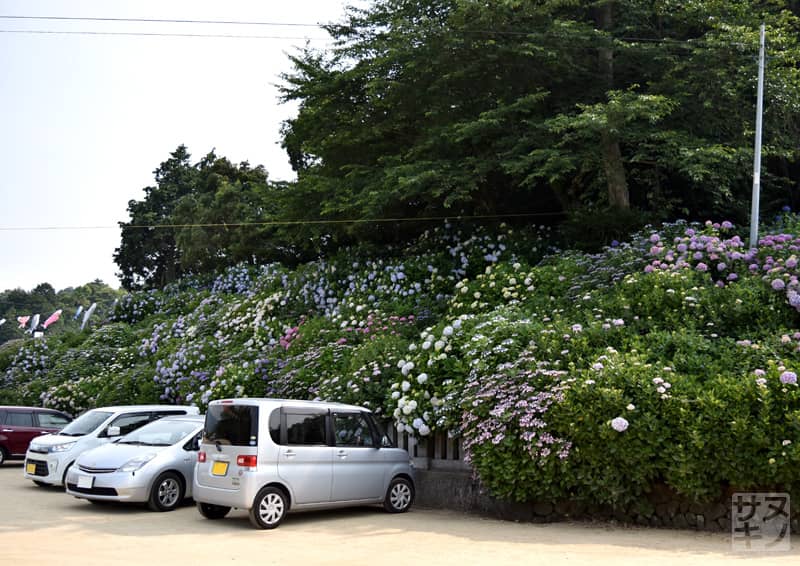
[24,405,199,487]
[194,398,415,529]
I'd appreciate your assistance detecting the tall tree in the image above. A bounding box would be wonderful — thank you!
[114,148,284,288]
[115,145,196,289]
[280,0,800,231]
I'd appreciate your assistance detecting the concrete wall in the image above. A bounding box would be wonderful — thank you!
[414,469,800,532]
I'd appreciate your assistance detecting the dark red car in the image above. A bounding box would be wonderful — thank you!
[0,406,72,465]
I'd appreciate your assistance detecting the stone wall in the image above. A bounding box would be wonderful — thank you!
[414,469,800,532]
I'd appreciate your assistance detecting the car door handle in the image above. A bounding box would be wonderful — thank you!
[1,429,12,432]
[283,450,296,459]
[337,450,347,459]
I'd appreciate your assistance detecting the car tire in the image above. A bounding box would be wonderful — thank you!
[0,447,7,465]
[197,502,230,520]
[249,486,288,529]
[148,472,184,512]
[383,477,414,513]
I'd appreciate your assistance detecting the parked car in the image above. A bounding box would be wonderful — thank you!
[65,415,204,511]
[24,405,200,487]
[0,406,72,465]
[194,398,415,529]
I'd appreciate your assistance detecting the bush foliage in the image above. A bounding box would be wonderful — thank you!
[5,220,800,505]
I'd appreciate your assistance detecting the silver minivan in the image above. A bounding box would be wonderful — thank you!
[193,398,415,529]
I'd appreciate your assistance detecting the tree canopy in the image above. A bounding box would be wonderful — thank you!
[114,146,287,289]
[280,0,800,229]
[114,2,800,289]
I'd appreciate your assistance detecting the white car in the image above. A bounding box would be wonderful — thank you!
[24,405,199,487]
[66,415,204,511]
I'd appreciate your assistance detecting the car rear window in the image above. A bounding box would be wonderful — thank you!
[204,405,259,447]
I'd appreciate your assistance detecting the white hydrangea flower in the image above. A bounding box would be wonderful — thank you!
[417,373,428,384]
[401,380,411,392]
[611,417,629,432]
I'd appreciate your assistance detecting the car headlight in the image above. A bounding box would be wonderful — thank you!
[119,453,156,472]
[50,442,76,453]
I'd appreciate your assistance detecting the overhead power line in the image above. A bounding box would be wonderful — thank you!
[0,29,331,41]
[0,212,566,233]
[0,15,325,27]
[0,14,759,50]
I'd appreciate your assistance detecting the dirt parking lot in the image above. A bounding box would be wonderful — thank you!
[0,463,795,565]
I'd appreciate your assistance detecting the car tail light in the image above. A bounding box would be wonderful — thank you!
[198,451,206,462]
[237,455,257,467]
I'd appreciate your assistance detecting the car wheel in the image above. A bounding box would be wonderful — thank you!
[249,486,288,529]
[0,447,7,465]
[197,502,230,520]
[33,480,49,487]
[383,477,414,513]
[148,472,184,512]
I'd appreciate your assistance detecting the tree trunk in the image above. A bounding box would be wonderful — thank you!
[596,1,630,209]
[601,131,630,208]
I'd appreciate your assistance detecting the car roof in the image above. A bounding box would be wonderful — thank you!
[207,398,370,412]
[0,405,69,413]
[84,405,198,412]
[156,415,205,423]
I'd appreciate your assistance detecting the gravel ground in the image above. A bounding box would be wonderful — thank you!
[0,463,796,565]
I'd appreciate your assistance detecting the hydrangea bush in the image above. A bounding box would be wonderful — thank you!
[4,219,800,506]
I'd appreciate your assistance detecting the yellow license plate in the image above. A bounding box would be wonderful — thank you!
[211,461,229,476]
[26,463,36,474]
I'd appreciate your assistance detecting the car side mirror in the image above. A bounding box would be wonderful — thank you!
[381,435,393,448]
[106,426,121,437]
[184,435,201,451]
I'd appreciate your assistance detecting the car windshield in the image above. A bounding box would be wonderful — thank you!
[118,420,200,446]
[59,410,113,436]
[204,405,258,446]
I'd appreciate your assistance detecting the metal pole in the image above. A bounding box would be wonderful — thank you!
[749,23,766,249]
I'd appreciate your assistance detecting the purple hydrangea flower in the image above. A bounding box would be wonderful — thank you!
[772,279,786,291]
[780,371,797,385]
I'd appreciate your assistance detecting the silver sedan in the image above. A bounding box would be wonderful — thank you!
[65,415,204,511]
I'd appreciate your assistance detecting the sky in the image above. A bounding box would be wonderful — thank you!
[0,0,358,292]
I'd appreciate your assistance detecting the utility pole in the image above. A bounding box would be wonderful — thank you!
[749,23,766,249]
